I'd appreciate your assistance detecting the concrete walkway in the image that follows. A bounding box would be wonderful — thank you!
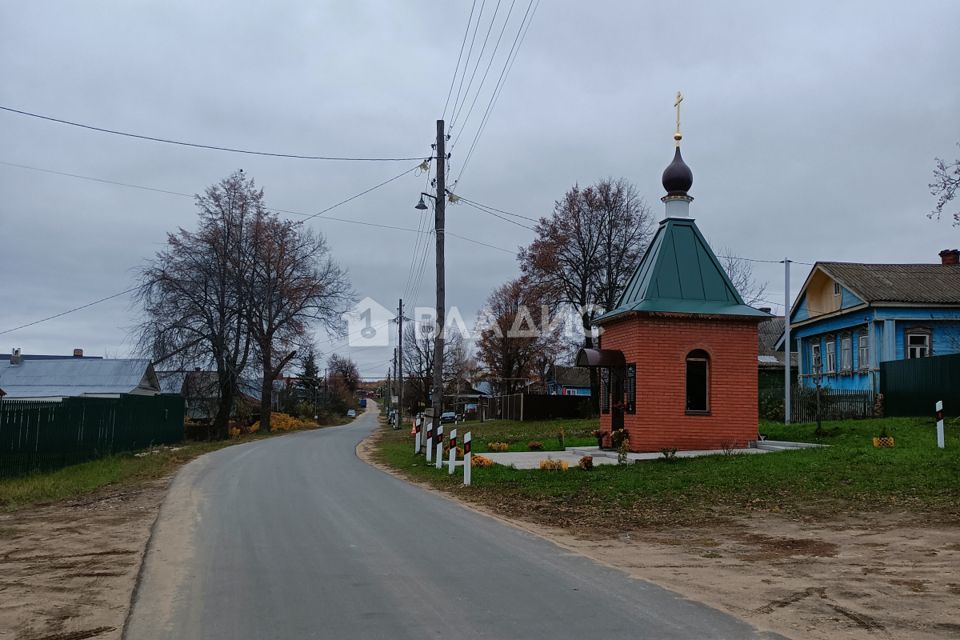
[485,441,819,470]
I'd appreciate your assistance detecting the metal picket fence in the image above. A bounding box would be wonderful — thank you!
[0,394,184,477]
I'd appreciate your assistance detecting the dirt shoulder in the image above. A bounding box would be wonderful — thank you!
[360,426,960,640]
[0,478,169,640]
[0,417,359,640]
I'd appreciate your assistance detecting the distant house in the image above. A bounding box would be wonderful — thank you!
[757,313,797,390]
[545,365,592,396]
[155,369,259,421]
[786,250,960,393]
[0,354,161,400]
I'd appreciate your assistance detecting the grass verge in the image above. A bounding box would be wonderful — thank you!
[0,418,349,512]
[373,415,960,530]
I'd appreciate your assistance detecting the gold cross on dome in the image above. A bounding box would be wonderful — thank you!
[674,91,684,145]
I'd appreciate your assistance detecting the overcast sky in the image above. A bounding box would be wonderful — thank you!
[1,1,958,378]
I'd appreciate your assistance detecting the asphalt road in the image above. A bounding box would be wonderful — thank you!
[125,406,779,639]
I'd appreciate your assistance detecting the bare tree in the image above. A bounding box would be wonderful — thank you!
[136,171,259,439]
[930,143,960,224]
[327,353,361,394]
[137,170,351,437]
[519,178,652,409]
[247,215,351,432]
[401,321,465,413]
[589,179,655,311]
[719,249,769,308]
[475,278,562,394]
[519,178,653,347]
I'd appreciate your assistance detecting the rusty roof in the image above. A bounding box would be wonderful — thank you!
[819,262,960,305]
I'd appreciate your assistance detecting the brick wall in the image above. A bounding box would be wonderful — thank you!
[599,314,759,452]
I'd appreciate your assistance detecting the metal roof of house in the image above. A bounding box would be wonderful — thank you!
[817,262,960,305]
[0,358,159,398]
[596,217,769,323]
[156,370,187,395]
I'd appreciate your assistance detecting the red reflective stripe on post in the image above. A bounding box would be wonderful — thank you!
[936,410,944,421]
[464,440,471,454]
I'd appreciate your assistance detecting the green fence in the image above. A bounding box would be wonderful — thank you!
[0,394,184,477]
[881,353,960,417]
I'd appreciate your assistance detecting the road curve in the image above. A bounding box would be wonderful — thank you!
[125,405,779,639]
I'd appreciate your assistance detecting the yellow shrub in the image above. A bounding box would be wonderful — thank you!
[471,454,494,468]
[250,412,317,433]
[539,459,569,471]
[488,442,509,452]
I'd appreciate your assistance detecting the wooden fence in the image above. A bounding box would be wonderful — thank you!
[0,394,184,477]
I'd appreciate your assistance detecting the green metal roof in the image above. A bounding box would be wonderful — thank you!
[596,217,769,323]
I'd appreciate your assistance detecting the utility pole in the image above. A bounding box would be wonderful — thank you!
[393,346,398,410]
[397,298,405,433]
[784,258,792,424]
[431,119,446,443]
[386,362,392,416]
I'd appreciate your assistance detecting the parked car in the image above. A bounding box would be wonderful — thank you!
[440,411,457,424]
[347,409,357,417]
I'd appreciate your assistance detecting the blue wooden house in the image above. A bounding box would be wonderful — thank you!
[786,250,960,393]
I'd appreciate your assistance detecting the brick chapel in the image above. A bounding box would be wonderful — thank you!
[579,104,769,452]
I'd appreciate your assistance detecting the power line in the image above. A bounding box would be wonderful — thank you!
[449,0,503,130]
[294,164,422,223]
[458,198,536,230]
[451,0,518,147]
[0,286,138,336]
[455,193,538,222]
[447,231,514,254]
[454,0,538,187]
[0,105,428,162]
[0,160,193,197]
[449,1,487,130]
[0,158,422,232]
[441,0,479,120]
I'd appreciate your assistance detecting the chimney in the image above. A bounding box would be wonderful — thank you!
[73,348,84,358]
[10,348,22,366]
[939,249,959,265]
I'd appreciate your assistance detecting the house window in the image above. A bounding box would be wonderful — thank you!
[685,349,709,413]
[825,337,836,373]
[840,334,852,372]
[625,364,636,414]
[858,333,869,370]
[811,342,822,374]
[906,330,931,359]
[833,282,841,297]
[600,368,610,413]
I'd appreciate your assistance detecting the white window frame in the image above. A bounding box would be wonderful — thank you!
[810,342,822,374]
[833,282,841,296]
[840,334,852,372]
[906,331,930,359]
[825,337,836,373]
[858,333,870,370]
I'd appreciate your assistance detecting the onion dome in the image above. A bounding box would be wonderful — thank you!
[661,146,693,196]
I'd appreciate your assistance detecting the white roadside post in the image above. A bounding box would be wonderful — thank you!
[425,422,433,463]
[463,432,472,486]
[448,428,457,475]
[435,425,444,470]
[936,401,945,449]
[414,418,421,454]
